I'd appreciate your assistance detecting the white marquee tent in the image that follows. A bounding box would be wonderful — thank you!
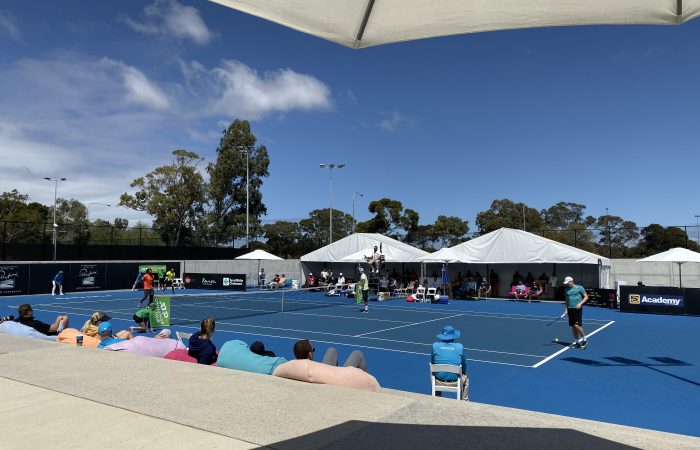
[235,249,283,261]
[637,247,700,288]
[448,228,611,288]
[301,233,428,263]
[210,0,700,49]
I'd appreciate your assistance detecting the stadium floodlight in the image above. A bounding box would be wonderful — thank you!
[44,177,67,261]
[319,163,346,244]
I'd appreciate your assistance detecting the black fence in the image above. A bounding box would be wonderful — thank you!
[0,221,247,261]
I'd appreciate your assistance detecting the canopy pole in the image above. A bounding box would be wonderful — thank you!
[677,0,684,23]
[678,261,684,288]
[353,0,376,48]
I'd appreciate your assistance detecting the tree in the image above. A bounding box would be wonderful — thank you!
[299,208,353,246]
[540,202,596,250]
[475,199,542,233]
[596,215,640,257]
[354,198,419,239]
[207,119,270,246]
[120,150,206,246]
[637,224,698,255]
[264,220,306,258]
[0,190,50,242]
[430,215,470,248]
[54,198,90,244]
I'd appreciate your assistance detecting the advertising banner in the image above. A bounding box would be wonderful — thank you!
[620,286,686,315]
[71,263,107,291]
[0,264,29,296]
[184,273,246,291]
[584,288,617,308]
[151,296,171,327]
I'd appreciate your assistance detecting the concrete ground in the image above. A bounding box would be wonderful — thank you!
[0,333,698,450]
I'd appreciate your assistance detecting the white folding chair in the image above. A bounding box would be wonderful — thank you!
[172,278,185,289]
[415,286,426,302]
[427,287,437,302]
[175,331,192,348]
[430,363,467,400]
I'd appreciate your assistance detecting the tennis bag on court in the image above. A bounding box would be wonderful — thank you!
[217,340,287,375]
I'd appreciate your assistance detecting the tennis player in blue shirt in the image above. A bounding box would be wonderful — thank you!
[52,270,64,295]
[563,276,589,349]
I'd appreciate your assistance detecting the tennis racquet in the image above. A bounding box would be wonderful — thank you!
[546,312,567,326]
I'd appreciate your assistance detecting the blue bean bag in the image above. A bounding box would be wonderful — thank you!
[0,320,56,341]
[217,340,287,375]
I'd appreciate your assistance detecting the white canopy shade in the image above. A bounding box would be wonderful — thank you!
[235,249,283,260]
[210,0,700,49]
[637,247,700,263]
[418,247,476,263]
[448,228,610,266]
[301,233,428,263]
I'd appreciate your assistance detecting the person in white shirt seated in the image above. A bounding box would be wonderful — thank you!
[337,273,346,286]
[514,280,527,301]
[379,276,389,292]
[320,268,330,283]
[366,245,382,273]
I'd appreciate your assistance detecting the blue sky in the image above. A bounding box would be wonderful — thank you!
[2,1,700,230]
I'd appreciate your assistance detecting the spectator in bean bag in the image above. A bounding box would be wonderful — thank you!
[81,311,132,340]
[15,304,69,336]
[188,317,217,365]
[250,340,276,357]
[293,339,368,372]
[218,340,286,374]
[97,321,126,349]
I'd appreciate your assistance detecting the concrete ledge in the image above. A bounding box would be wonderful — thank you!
[1,334,698,449]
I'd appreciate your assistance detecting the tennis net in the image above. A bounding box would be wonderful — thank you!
[159,286,357,325]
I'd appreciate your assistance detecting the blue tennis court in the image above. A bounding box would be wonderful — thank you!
[2,289,698,437]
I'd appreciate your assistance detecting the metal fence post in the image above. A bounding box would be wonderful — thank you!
[1,221,5,260]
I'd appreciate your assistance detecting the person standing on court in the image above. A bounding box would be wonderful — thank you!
[52,270,65,296]
[563,276,588,348]
[431,325,469,401]
[359,267,369,313]
[139,268,155,307]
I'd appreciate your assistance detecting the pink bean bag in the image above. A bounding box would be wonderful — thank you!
[273,359,380,392]
[104,336,184,357]
[163,349,217,366]
[56,328,101,348]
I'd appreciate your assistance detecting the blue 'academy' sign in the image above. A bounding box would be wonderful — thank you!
[639,294,684,307]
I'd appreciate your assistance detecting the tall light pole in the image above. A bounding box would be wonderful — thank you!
[239,147,250,249]
[44,177,66,261]
[352,191,363,233]
[319,163,346,244]
[694,215,700,244]
[87,202,111,221]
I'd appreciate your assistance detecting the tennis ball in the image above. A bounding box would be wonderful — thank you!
[554,338,559,342]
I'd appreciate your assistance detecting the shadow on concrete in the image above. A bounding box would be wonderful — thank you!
[562,356,699,388]
[262,422,636,450]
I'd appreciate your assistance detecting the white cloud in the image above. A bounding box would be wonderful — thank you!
[120,0,215,45]
[99,58,170,109]
[205,60,333,120]
[0,11,20,40]
[377,111,412,132]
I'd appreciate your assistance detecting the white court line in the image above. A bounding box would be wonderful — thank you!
[175,324,534,367]
[531,320,616,369]
[354,313,466,337]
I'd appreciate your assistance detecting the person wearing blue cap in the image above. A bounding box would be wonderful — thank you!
[97,321,127,349]
[52,270,65,295]
[431,325,469,400]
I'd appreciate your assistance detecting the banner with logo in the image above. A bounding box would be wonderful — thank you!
[0,264,29,296]
[151,296,171,327]
[71,263,107,291]
[183,273,246,291]
[620,286,686,315]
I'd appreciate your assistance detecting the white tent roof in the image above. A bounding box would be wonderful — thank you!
[449,228,610,266]
[637,247,700,263]
[418,247,476,263]
[210,0,700,49]
[301,233,428,263]
[235,249,283,260]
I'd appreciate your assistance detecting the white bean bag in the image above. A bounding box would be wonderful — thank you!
[105,335,184,357]
[0,320,56,341]
[273,359,380,392]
